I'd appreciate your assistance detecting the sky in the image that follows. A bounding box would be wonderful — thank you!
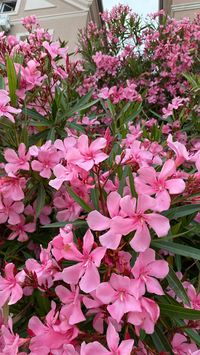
[103,0,158,17]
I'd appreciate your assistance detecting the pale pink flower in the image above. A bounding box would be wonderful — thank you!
[61,230,106,293]
[51,228,74,261]
[49,164,75,190]
[172,333,198,355]
[8,215,36,242]
[26,245,59,288]
[31,141,61,179]
[128,297,160,335]
[0,197,24,225]
[135,159,185,211]
[0,176,26,201]
[0,318,27,354]
[0,263,24,307]
[75,135,108,171]
[131,248,169,298]
[56,285,85,325]
[0,90,21,122]
[43,41,67,60]
[111,194,170,252]
[4,143,30,174]
[96,273,141,322]
[80,322,134,354]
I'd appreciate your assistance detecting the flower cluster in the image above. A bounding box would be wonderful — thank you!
[0,6,199,354]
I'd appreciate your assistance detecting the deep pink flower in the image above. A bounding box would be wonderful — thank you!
[135,159,185,211]
[0,176,26,201]
[0,263,24,307]
[61,230,106,292]
[96,273,141,322]
[4,143,30,174]
[31,141,61,179]
[0,318,27,354]
[131,248,169,298]
[51,228,74,262]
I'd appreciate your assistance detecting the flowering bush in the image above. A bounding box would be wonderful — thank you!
[0,6,199,354]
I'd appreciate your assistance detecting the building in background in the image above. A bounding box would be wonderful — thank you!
[0,0,103,51]
[160,0,200,19]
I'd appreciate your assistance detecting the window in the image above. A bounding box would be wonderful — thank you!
[0,1,16,13]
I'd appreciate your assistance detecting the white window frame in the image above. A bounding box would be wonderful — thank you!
[0,1,17,13]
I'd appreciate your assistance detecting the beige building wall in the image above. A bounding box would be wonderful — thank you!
[160,0,200,19]
[0,0,102,52]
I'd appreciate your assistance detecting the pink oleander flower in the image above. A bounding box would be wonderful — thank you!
[0,263,24,307]
[53,190,82,222]
[4,143,30,174]
[28,302,78,354]
[131,248,169,298]
[30,141,61,179]
[21,15,37,30]
[26,245,59,288]
[0,90,21,122]
[128,297,160,335]
[135,159,185,211]
[96,273,141,323]
[0,176,26,201]
[172,333,198,355]
[87,192,170,252]
[80,322,134,355]
[51,227,74,261]
[49,164,76,190]
[167,134,189,167]
[8,215,36,242]
[183,283,200,310]
[56,285,85,325]
[75,135,108,171]
[61,230,106,293]
[0,318,27,354]
[0,197,24,225]
[43,41,67,60]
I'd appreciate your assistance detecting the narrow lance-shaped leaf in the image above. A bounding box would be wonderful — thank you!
[6,55,17,106]
[167,265,190,306]
[152,241,200,261]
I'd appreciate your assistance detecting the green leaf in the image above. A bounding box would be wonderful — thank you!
[118,166,129,196]
[0,75,5,89]
[167,265,190,306]
[127,166,137,197]
[35,184,46,218]
[42,220,87,228]
[152,241,200,260]
[159,304,200,320]
[23,108,46,122]
[151,326,173,353]
[175,319,200,346]
[6,55,17,106]
[163,204,200,219]
[91,187,100,210]
[67,186,92,213]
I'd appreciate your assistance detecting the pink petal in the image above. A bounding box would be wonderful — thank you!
[106,322,119,351]
[137,166,157,184]
[107,191,121,218]
[8,284,23,305]
[83,229,94,254]
[147,260,169,278]
[99,230,122,250]
[78,135,89,154]
[62,263,82,285]
[4,148,18,163]
[159,159,175,180]
[80,263,100,293]
[55,285,71,303]
[130,223,151,252]
[146,213,170,237]
[137,194,155,213]
[165,178,185,194]
[146,277,164,295]
[90,138,107,152]
[118,340,134,354]
[120,195,136,216]
[87,211,110,231]
[96,282,116,304]
[155,190,171,212]
[90,247,106,267]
